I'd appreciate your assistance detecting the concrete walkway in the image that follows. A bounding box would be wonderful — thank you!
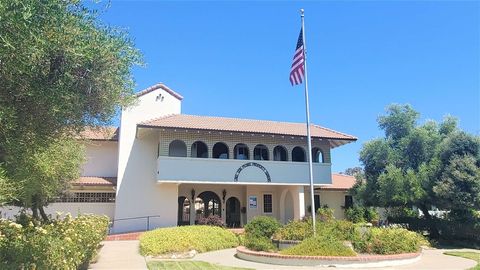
[193,247,478,270]
[90,240,477,270]
[89,240,147,270]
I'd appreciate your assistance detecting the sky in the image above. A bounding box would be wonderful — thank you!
[90,0,479,173]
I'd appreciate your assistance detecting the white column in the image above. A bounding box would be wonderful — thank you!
[294,186,305,220]
[190,197,195,225]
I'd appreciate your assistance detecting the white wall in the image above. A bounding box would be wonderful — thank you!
[82,141,118,177]
[114,86,182,233]
[157,156,332,185]
[1,203,115,220]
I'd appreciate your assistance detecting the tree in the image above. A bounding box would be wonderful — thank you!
[7,138,85,221]
[353,104,480,237]
[0,0,141,219]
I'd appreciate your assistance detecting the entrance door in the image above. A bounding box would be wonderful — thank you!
[226,197,241,228]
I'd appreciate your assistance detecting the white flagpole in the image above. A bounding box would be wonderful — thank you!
[300,8,316,237]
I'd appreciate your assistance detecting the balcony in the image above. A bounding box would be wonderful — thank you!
[157,156,332,185]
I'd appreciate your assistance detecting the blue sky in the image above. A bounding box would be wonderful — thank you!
[92,1,479,173]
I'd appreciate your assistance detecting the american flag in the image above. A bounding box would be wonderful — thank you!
[290,29,305,85]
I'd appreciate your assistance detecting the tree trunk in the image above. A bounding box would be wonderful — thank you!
[38,205,49,222]
[419,204,439,238]
[31,205,39,220]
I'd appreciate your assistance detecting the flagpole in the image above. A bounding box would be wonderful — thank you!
[300,8,316,237]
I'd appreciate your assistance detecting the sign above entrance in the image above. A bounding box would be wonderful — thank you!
[234,162,271,183]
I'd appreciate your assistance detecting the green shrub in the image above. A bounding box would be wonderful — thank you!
[273,219,312,241]
[364,207,379,222]
[139,225,239,256]
[280,235,356,256]
[316,206,334,221]
[354,227,427,255]
[274,218,360,243]
[244,235,276,252]
[345,207,365,223]
[244,216,281,239]
[0,214,109,269]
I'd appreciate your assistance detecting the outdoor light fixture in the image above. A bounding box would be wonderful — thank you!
[222,189,227,202]
[191,189,195,201]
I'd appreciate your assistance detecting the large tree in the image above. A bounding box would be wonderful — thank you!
[0,0,141,218]
[354,104,480,236]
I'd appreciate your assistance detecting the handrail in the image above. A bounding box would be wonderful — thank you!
[110,215,161,233]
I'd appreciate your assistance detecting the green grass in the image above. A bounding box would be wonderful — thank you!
[147,261,252,270]
[444,252,480,270]
[140,225,239,256]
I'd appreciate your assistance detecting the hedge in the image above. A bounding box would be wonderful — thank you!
[0,214,109,269]
[139,225,239,256]
[280,235,356,256]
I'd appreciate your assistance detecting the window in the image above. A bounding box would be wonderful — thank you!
[55,192,115,203]
[234,143,249,160]
[168,140,187,157]
[254,144,269,160]
[345,195,353,209]
[312,148,324,163]
[273,146,288,161]
[263,194,273,213]
[191,141,208,158]
[292,146,306,162]
[213,142,229,159]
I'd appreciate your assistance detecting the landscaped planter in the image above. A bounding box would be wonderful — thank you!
[236,246,422,267]
[271,239,302,250]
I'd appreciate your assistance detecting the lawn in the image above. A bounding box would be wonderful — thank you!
[444,251,480,270]
[147,261,252,270]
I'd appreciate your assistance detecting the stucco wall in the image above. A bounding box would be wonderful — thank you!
[114,86,182,233]
[1,203,115,220]
[82,141,118,177]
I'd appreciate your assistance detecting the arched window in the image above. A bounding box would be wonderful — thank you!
[273,146,288,161]
[213,142,229,159]
[312,148,324,163]
[169,140,187,157]
[254,144,269,160]
[197,191,221,217]
[191,141,208,158]
[234,143,249,160]
[292,146,306,162]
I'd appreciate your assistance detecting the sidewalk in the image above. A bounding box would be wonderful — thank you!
[90,240,477,270]
[89,240,147,270]
[192,247,477,270]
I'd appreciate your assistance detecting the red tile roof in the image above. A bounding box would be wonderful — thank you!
[135,83,184,100]
[72,177,117,186]
[139,114,357,142]
[318,173,357,190]
[79,127,119,141]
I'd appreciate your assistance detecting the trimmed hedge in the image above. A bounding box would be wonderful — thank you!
[273,218,360,242]
[280,235,356,256]
[139,225,239,256]
[0,214,109,269]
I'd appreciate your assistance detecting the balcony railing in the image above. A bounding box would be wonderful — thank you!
[157,156,332,185]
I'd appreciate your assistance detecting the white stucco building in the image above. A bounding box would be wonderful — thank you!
[1,83,358,233]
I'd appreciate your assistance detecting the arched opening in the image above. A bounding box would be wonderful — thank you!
[169,140,187,157]
[292,146,306,162]
[273,145,288,161]
[253,144,269,160]
[226,197,241,228]
[191,141,208,158]
[196,191,221,219]
[234,143,249,160]
[177,196,190,225]
[213,142,229,159]
[312,147,324,163]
